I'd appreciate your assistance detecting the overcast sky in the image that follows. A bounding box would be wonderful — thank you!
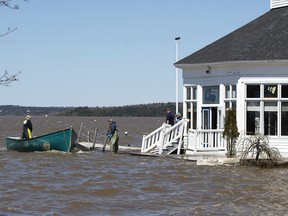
[0,0,269,107]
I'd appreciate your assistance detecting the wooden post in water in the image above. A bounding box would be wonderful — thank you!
[77,123,84,143]
[92,128,98,150]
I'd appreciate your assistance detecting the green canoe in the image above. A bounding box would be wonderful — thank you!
[5,127,78,152]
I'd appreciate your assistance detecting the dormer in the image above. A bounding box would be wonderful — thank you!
[271,0,288,9]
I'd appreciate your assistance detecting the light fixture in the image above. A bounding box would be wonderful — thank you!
[206,66,211,73]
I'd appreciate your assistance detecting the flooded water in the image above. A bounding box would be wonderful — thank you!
[1,116,288,215]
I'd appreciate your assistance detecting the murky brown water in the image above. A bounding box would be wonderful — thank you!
[1,116,288,215]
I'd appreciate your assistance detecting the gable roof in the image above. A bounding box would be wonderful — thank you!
[176,6,288,65]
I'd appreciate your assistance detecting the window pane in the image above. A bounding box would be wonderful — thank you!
[186,87,191,100]
[247,111,260,134]
[193,103,197,129]
[264,102,277,136]
[203,86,219,104]
[232,85,237,98]
[247,85,260,98]
[282,102,288,135]
[246,101,260,134]
[281,85,288,98]
[225,86,230,98]
[264,85,277,98]
[193,88,197,100]
[247,101,260,111]
[225,102,230,109]
[186,102,191,129]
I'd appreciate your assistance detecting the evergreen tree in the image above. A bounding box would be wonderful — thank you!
[223,108,239,156]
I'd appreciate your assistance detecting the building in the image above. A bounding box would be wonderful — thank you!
[174,0,288,157]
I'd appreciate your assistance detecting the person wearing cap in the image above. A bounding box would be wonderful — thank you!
[107,119,119,153]
[166,108,175,126]
[22,115,33,139]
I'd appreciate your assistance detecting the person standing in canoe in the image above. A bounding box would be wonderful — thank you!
[22,115,33,139]
[107,119,119,153]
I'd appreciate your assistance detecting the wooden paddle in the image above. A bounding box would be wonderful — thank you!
[101,136,108,152]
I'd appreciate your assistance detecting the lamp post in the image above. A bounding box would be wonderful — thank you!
[175,37,181,114]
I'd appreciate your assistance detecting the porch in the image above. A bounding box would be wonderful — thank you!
[185,129,226,155]
[141,119,227,155]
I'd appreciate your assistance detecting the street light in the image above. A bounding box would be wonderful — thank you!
[175,37,181,114]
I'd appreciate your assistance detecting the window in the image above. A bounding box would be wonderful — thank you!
[245,83,288,136]
[225,86,231,98]
[281,85,288,98]
[225,85,237,109]
[185,86,197,129]
[186,86,197,100]
[247,85,260,98]
[185,102,197,129]
[246,101,260,134]
[193,88,197,100]
[186,102,191,129]
[264,85,277,98]
[226,85,237,98]
[264,102,277,135]
[232,85,237,98]
[186,87,192,100]
[193,103,197,129]
[203,86,219,104]
[281,102,288,135]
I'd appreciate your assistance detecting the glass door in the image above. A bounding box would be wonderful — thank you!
[202,107,217,129]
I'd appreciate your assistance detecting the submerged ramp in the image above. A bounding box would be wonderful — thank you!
[77,141,141,152]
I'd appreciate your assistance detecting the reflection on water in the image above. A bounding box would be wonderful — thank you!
[0,117,288,215]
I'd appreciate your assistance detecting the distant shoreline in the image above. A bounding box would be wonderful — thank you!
[0,103,183,117]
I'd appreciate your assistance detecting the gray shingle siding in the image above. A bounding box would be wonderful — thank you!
[176,6,288,65]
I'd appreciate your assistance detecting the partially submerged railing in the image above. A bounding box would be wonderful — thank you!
[77,123,98,149]
[141,119,188,154]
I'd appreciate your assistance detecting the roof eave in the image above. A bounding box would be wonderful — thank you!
[175,59,288,69]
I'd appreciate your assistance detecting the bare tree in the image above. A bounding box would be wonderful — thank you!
[0,0,26,86]
[0,27,18,37]
[0,71,21,86]
[0,0,23,9]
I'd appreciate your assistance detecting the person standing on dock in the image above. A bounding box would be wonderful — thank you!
[107,119,119,153]
[22,115,33,139]
[175,112,182,123]
[166,108,175,126]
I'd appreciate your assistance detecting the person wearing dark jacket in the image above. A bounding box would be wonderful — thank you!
[166,108,175,126]
[22,115,33,139]
[107,119,119,153]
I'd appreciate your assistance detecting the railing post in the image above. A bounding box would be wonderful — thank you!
[177,122,183,154]
[87,131,90,142]
[158,125,166,154]
[92,128,98,150]
[141,134,146,152]
[77,123,83,143]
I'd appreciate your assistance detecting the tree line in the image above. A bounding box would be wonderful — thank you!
[63,103,182,117]
[0,103,183,117]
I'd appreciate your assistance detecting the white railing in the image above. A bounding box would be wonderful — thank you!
[141,119,188,154]
[188,129,226,152]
